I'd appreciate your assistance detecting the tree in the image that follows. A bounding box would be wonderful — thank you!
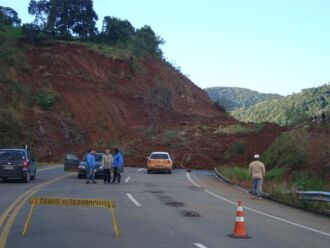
[22,23,41,45]
[28,0,50,29]
[133,25,164,57]
[28,0,98,39]
[101,16,135,44]
[0,6,21,26]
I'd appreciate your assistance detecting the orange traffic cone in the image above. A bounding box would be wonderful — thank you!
[228,200,250,239]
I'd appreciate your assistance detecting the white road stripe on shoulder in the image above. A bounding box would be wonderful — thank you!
[203,190,330,237]
[194,243,208,248]
[186,172,202,188]
[137,168,144,172]
[186,173,330,237]
[126,193,142,207]
[125,176,131,183]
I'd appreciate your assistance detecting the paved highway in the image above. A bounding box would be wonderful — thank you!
[0,166,329,248]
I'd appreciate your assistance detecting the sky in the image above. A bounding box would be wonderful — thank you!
[1,0,330,95]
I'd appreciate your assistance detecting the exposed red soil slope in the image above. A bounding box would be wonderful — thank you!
[18,43,284,168]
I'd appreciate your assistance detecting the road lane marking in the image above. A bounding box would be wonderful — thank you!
[0,174,72,247]
[38,165,63,171]
[186,174,330,237]
[125,177,131,183]
[126,193,142,207]
[1,165,65,227]
[203,190,330,237]
[186,172,202,188]
[194,243,208,248]
[137,168,144,172]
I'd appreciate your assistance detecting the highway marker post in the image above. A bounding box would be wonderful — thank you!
[22,196,119,238]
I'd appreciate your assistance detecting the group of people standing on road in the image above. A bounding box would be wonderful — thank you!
[85,148,123,185]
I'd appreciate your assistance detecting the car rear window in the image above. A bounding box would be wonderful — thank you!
[0,150,26,159]
[65,154,78,160]
[150,153,169,159]
[82,153,103,162]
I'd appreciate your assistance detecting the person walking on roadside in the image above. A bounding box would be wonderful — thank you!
[248,154,266,199]
[86,149,97,184]
[112,148,123,184]
[102,149,113,184]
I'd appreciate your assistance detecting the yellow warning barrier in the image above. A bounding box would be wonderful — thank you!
[23,197,119,238]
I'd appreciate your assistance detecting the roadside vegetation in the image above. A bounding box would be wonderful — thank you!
[217,122,330,213]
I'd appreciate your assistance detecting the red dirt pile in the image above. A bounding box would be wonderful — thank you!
[19,43,284,168]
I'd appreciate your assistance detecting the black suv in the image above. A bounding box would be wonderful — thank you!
[0,149,36,183]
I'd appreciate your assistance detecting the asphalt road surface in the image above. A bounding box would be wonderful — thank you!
[0,166,329,248]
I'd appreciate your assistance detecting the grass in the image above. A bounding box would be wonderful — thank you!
[213,124,259,135]
[217,165,329,213]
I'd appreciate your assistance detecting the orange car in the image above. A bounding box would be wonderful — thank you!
[147,152,173,174]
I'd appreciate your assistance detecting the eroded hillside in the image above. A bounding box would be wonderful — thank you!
[8,42,284,168]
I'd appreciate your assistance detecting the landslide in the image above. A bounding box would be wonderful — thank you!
[15,42,283,168]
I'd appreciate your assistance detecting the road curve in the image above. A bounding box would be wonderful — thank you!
[1,167,329,248]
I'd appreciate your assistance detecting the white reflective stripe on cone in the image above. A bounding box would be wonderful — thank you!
[236,217,244,222]
[237,207,243,211]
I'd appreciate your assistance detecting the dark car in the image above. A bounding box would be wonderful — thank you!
[77,153,104,179]
[64,153,80,172]
[0,149,36,183]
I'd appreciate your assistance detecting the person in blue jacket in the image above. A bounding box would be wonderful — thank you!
[86,149,97,184]
[112,148,123,184]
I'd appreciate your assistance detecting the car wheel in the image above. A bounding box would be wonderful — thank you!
[31,168,36,180]
[24,171,30,183]
[2,177,8,182]
[168,170,172,174]
[147,170,151,174]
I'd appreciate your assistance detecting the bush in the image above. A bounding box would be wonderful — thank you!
[262,132,307,170]
[266,167,286,180]
[0,110,22,147]
[224,141,245,161]
[290,173,327,191]
[34,89,56,110]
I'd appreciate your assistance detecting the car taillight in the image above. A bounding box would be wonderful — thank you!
[23,160,29,168]
[147,160,151,164]
[167,160,171,164]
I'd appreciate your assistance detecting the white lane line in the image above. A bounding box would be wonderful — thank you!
[186,172,202,188]
[137,168,144,172]
[38,165,63,171]
[194,243,208,248]
[203,189,330,237]
[125,176,131,183]
[126,193,142,207]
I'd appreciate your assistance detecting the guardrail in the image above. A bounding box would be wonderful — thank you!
[296,191,330,202]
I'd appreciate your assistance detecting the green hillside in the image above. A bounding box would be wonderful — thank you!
[231,84,330,126]
[205,86,282,110]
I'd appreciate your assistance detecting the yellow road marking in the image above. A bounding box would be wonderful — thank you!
[109,201,119,238]
[0,174,72,248]
[22,196,119,238]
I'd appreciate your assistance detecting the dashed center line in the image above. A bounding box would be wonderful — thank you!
[126,193,142,207]
[125,176,131,183]
[194,243,208,248]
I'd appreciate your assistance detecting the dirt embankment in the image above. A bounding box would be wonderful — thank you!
[19,43,283,168]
